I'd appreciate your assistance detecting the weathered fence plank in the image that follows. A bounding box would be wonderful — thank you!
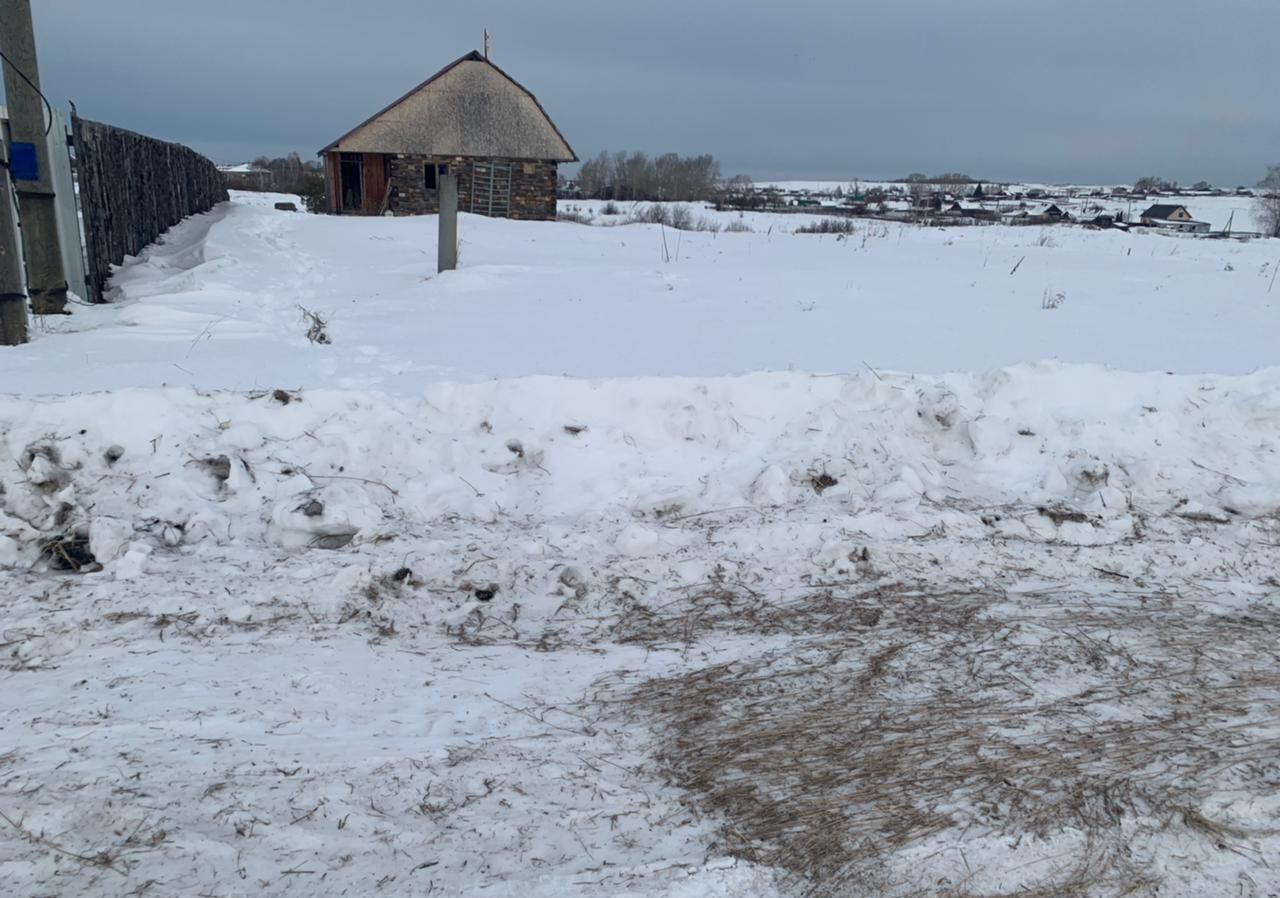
[72,116,227,302]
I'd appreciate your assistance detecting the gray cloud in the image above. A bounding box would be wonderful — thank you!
[11,0,1277,185]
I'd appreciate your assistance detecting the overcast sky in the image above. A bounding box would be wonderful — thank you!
[10,0,1278,185]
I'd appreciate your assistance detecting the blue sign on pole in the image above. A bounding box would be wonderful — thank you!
[10,142,39,181]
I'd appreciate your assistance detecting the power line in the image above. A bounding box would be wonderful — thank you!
[0,46,53,135]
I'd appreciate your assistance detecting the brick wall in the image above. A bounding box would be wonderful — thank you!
[387,155,557,220]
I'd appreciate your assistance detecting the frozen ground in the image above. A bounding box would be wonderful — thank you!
[2,193,1278,897]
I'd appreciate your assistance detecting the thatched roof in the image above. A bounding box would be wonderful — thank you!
[320,51,576,162]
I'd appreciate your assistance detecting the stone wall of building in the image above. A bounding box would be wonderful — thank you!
[505,160,558,220]
[387,155,557,220]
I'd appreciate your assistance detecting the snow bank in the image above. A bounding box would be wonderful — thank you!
[5,368,1279,898]
[5,364,1280,577]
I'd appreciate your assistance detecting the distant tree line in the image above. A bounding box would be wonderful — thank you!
[1133,175,1178,193]
[1134,176,1227,193]
[898,172,980,198]
[575,151,724,201]
[249,152,327,211]
[901,172,977,184]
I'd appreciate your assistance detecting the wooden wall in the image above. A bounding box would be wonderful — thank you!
[362,153,388,214]
[73,116,228,302]
[323,153,341,213]
[322,152,390,215]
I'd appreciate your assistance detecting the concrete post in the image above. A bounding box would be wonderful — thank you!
[437,172,458,273]
[0,139,29,344]
[1,0,69,314]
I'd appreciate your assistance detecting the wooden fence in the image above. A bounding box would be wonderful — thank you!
[72,116,227,302]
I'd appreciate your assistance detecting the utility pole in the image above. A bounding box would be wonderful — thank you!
[0,138,28,344]
[437,168,458,273]
[1,0,69,315]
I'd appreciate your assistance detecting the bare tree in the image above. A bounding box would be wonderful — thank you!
[611,150,630,199]
[1134,175,1175,194]
[718,174,758,209]
[622,152,651,201]
[1260,201,1280,237]
[1258,196,1280,238]
[1257,164,1280,192]
[1258,165,1280,237]
[245,152,310,194]
[576,151,613,199]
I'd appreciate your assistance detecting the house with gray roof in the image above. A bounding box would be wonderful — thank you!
[1139,204,1210,233]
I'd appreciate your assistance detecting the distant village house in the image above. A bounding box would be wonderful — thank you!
[1000,203,1069,225]
[218,164,272,192]
[318,50,576,220]
[1139,204,1210,234]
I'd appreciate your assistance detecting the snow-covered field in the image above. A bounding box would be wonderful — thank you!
[2,193,1279,897]
[7,192,1280,389]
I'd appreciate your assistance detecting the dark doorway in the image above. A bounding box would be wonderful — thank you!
[340,153,364,212]
[425,163,449,193]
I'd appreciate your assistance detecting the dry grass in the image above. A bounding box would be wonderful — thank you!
[37,532,98,571]
[604,584,1280,897]
[0,806,166,878]
[557,208,595,225]
[613,575,898,645]
[795,218,859,235]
